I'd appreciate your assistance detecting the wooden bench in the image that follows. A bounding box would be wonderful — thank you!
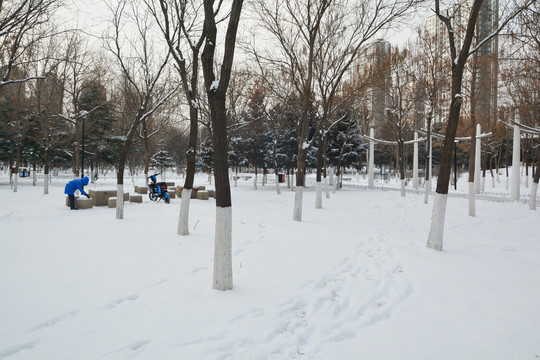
[129,195,143,203]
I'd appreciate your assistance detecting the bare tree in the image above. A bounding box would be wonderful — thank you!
[146,0,207,235]
[201,0,244,291]
[0,0,60,88]
[251,0,419,221]
[427,0,535,251]
[413,27,449,204]
[105,0,179,219]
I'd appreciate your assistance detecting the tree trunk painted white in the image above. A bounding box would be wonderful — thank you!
[213,206,233,291]
[481,175,485,192]
[13,173,18,192]
[44,173,49,195]
[424,135,433,205]
[400,179,406,197]
[208,173,212,184]
[33,170,37,186]
[253,174,257,190]
[368,127,375,189]
[413,132,418,190]
[492,175,495,188]
[275,174,281,195]
[511,122,521,201]
[177,189,192,235]
[427,193,448,251]
[424,180,430,204]
[116,184,124,219]
[324,176,330,199]
[315,181,322,209]
[468,182,476,217]
[293,186,304,221]
[263,173,267,186]
[525,173,529,188]
[474,124,481,194]
[329,167,334,187]
[529,182,538,210]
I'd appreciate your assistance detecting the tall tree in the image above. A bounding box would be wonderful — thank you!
[427,0,535,250]
[0,0,59,88]
[200,0,244,291]
[146,0,207,236]
[251,0,419,221]
[105,0,179,219]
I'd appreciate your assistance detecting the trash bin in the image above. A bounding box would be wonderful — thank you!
[278,174,285,183]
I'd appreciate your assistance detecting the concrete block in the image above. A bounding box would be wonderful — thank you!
[166,182,175,187]
[66,196,93,209]
[89,190,117,206]
[191,188,198,199]
[197,190,210,200]
[168,189,176,198]
[135,186,148,194]
[129,195,143,203]
[208,190,215,198]
[198,185,206,191]
[108,197,117,208]
[76,198,93,209]
[123,192,129,201]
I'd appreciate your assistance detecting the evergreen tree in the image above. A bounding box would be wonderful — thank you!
[150,140,175,175]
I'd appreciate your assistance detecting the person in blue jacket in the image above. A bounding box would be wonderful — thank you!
[65,176,90,210]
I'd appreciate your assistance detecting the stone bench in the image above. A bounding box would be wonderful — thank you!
[129,195,143,203]
[168,189,176,198]
[89,190,129,206]
[65,196,93,209]
[166,182,175,187]
[208,189,215,198]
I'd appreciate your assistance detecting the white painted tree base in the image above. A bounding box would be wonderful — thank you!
[275,175,281,195]
[424,179,431,205]
[400,179,406,197]
[427,193,447,251]
[530,182,538,210]
[293,186,304,221]
[213,206,233,291]
[468,182,476,217]
[315,182,322,209]
[324,177,330,199]
[116,184,124,219]
[178,189,192,235]
[44,173,49,195]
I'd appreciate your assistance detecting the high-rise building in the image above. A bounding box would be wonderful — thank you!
[425,0,499,126]
[354,39,391,136]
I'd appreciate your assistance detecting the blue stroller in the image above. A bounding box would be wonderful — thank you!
[148,174,170,204]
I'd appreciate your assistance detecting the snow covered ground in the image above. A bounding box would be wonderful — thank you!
[1,171,539,359]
